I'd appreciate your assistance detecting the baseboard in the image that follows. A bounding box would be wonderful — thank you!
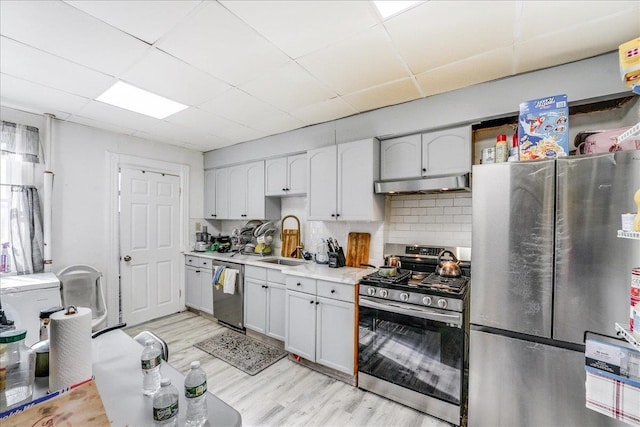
[287,354,357,387]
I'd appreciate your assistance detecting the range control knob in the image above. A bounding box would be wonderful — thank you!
[367,287,376,296]
[400,292,409,302]
[422,296,432,306]
[437,298,448,309]
[379,289,389,298]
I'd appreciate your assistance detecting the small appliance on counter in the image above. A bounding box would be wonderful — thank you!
[194,226,211,252]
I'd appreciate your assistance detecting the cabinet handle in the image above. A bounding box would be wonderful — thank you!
[309,300,314,304]
[212,214,216,217]
[422,168,426,172]
[282,188,286,191]
[336,213,340,217]
[285,188,289,191]
[331,214,335,217]
[315,301,320,305]
[195,270,201,273]
[331,289,335,293]
[297,282,301,286]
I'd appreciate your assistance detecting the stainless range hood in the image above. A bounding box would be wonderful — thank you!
[374,174,470,194]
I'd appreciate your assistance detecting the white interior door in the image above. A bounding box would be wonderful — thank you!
[120,167,181,326]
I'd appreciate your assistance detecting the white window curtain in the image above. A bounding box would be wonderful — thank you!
[0,121,44,274]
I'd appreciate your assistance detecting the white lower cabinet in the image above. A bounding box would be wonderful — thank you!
[284,276,355,374]
[185,256,213,315]
[244,266,286,341]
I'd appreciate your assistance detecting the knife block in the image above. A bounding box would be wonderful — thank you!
[328,248,346,268]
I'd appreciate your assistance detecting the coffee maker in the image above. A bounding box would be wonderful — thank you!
[195,226,211,252]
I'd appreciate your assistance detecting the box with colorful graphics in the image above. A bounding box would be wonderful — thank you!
[518,94,569,160]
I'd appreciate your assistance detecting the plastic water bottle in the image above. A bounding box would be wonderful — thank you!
[0,329,36,411]
[185,360,208,426]
[141,340,162,396]
[153,378,179,426]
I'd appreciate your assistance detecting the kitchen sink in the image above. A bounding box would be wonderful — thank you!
[260,258,306,266]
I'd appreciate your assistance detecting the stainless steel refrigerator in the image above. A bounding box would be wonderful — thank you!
[469,150,640,427]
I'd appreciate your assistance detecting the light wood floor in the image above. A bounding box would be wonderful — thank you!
[125,311,450,427]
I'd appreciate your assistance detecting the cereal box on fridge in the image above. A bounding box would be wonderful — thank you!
[518,94,569,160]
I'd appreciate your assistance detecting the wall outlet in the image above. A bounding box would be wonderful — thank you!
[195,222,201,231]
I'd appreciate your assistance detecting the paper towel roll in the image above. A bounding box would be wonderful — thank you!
[49,306,93,391]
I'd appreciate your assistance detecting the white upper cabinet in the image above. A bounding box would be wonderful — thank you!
[218,161,279,220]
[380,134,422,180]
[380,125,471,180]
[265,153,307,196]
[204,168,228,219]
[308,138,383,221]
[421,126,471,177]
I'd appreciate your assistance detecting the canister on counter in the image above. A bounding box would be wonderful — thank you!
[481,147,495,164]
[631,267,640,332]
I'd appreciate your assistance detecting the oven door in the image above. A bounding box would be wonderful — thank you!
[358,295,465,406]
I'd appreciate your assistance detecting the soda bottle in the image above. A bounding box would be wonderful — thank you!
[153,378,179,426]
[185,360,208,426]
[141,340,162,396]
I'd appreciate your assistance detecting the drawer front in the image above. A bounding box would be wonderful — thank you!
[285,276,316,295]
[185,256,204,268]
[245,265,267,280]
[316,280,354,303]
[199,258,213,270]
[267,268,286,284]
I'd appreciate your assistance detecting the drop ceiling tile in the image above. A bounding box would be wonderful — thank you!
[343,78,422,112]
[415,47,513,97]
[120,49,230,106]
[251,112,305,136]
[519,1,639,43]
[385,1,516,74]
[157,1,290,86]
[297,25,410,95]
[0,1,150,76]
[199,88,288,126]
[65,0,201,44]
[1,37,114,99]
[240,62,336,111]
[221,0,379,58]
[65,114,139,136]
[291,97,358,125]
[0,73,90,117]
[164,107,265,144]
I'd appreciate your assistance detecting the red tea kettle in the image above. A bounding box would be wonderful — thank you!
[437,250,462,278]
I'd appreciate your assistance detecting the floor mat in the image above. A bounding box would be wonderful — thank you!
[194,329,287,376]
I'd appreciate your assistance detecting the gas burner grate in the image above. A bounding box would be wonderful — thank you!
[420,273,469,293]
[362,269,412,285]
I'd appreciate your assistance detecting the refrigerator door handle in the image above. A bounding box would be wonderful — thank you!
[359,296,463,327]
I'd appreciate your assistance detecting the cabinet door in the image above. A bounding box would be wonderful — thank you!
[204,170,216,219]
[266,282,286,341]
[244,161,265,219]
[265,157,287,196]
[214,168,229,219]
[200,269,213,315]
[285,290,316,361]
[337,139,381,221]
[227,165,247,219]
[380,134,422,180]
[315,296,354,374]
[286,154,307,195]
[422,126,471,177]
[244,278,267,334]
[307,145,337,220]
[185,266,201,309]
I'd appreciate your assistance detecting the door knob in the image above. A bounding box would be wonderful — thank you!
[123,255,132,262]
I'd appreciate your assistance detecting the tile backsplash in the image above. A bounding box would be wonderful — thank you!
[196,192,472,263]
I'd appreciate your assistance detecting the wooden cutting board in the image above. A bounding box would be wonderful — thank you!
[281,229,301,258]
[346,232,371,268]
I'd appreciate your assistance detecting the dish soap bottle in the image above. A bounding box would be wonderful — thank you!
[1,242,10,273]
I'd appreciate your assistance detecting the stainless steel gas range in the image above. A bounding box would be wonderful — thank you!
[357,244,471,426]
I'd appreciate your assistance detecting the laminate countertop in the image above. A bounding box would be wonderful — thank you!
[184,251,370,285]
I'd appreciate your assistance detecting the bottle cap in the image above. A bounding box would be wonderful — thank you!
[161,378,171,386]
[512,133,518,147]
[190,361,200,369]
[496,134,507,142]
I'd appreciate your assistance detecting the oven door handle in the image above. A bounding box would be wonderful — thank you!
[359,296,462,327]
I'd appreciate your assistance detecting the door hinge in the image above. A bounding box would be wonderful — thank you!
[179,289,182,298]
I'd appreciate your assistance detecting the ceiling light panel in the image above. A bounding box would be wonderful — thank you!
[373,1,423,19]
[96,81,188,119]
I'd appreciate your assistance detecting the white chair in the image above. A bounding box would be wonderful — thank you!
[56,264,107,331]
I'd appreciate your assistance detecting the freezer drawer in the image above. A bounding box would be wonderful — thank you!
[468,328,625,427]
